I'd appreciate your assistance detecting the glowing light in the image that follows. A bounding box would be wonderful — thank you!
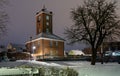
[32,46,36,50]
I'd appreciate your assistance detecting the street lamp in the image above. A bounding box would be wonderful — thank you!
[29,36,32,60]
[32,46,36,60]
[32,46,36,54]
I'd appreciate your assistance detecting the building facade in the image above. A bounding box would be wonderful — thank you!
[83,42,120,56]
[102,42,120,51]
[26,7,64,60]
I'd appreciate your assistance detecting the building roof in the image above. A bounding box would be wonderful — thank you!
[37,33,64,41]
[26,33,65,43]
[36,6,52,16]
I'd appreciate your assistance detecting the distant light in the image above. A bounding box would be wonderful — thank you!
[112,52,116,56]
[112,51,120,56]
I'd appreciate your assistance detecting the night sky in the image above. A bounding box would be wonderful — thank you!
[1,0,120,51]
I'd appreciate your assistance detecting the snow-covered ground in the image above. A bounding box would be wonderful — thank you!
[0,60,65,68]
[0,60,120,76]
[46,61,120,76]
[73,62,120,76]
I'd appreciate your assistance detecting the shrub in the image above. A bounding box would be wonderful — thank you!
[18,65,78,76]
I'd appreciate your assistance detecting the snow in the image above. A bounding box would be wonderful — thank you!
[16,60,64,67]
[0,68,37,75]
[74,63,120,76]
[70,62,120,76]
[68,49,85,55]
[46,61,120,76]
[0,60,120,76]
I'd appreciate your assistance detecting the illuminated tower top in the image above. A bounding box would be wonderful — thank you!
[36,6,53,35]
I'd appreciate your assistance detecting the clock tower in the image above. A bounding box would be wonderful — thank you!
[26,7,64,60]
[36,7,53,35]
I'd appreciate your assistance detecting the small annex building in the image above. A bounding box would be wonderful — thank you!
[26,7,64,60]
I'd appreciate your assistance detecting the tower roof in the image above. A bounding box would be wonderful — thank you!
[36,6,52,16]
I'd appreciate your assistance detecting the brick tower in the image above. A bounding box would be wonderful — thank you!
[26,7,64,60]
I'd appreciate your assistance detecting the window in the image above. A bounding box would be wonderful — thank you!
[46,15,49,20]
[56,51,58,55]
[50,40,53,47]
[38,16,41,22]
[55,41,58,47]
[38,40,40,46]
[46,22,49,26]
[39,29,41,33]
[50,50,53,56]
[46,28,49,33]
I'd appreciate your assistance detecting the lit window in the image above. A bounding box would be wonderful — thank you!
[46,15,49,20]
[46,28,49,33]
[46,22,49,26]
[56,51,58,55]
[38,16,41,22]
[50,50,53,55]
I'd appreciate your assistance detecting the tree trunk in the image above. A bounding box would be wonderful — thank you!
[91,49,97,65]
[101,52,104,64]
[101,51,105,64]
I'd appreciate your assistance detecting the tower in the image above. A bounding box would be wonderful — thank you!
[26,7,64,60]
[36,7,53,35]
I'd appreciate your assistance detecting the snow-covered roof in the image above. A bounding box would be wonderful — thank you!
[26,33,65,43]
[37,33,64,41]
[69,50,85,55]
[36,6,52,16]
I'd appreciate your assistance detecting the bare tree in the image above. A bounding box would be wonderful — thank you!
[0,0,9,37]
[65,0,120,65]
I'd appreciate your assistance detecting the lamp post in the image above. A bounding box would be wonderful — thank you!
[32,46,36,60]
[29,36,32,60]
[32,46,36,54]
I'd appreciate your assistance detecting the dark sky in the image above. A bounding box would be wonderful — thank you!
[1,0,120,51]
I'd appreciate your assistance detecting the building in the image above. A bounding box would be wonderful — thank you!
[0,43,29,61]
[26,7,64,60]
[83,41,120,56]
[7,43,25,52]
[102,42,120,51]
